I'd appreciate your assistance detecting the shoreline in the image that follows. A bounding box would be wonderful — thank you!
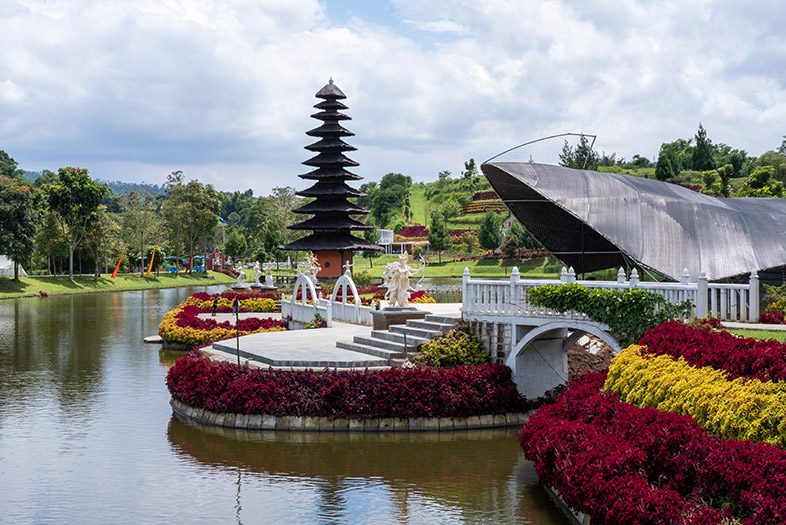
[0,271,235,300]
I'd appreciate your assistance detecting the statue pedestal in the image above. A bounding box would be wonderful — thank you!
[232,284,249,290]
[371,307,430,331]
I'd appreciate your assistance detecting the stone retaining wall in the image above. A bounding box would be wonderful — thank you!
[171,399,528,432]
[544,485,591,525]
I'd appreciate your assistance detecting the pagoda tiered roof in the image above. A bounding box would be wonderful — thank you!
[283,79,380,252]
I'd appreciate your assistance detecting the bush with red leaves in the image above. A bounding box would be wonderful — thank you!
[471,191,499,201]
[639,321,786,381]
[520,372,786,524]
[760,311,786,324]
[167,357,526,418]
[397,224,429,238]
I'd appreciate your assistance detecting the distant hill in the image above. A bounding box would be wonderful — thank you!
[22,170,165,196]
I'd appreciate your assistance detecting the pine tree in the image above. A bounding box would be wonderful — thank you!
[655,150,678,181]
[691,123,715,171]
[427,211,450,263]
[478,213,502,252]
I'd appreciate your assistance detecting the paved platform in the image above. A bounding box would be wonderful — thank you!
[209,321,388,369]
[205,303,462,370]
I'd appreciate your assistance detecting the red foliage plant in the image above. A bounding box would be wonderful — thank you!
[167,356,526,418]
[519,372,786,524]
[639,321,786,382]
[175,305,287,332]
[471,191,499,201]
[191,290,282,301]
[397,224,429,238]
[760,311,786,324]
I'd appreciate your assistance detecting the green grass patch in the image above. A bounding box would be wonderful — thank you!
[353,254,562,279]
[726,328,786,342]
[0,271,235,300]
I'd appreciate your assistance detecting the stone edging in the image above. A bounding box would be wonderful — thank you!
[171,398,528,432]
[544,485,591,525]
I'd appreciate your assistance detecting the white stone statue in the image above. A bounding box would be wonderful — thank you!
[253,261,262,286]
[304,252,321,285]
[235,262,246,287]
[264,262,275,287]
[385,253,417,307]
[343,260,353,275]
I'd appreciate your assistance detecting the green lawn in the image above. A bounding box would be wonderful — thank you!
[352,254,562,279]
[0,271,235,300]
[726,328,786,342]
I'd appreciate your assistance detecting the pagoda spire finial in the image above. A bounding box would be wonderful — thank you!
[329,77,333,84]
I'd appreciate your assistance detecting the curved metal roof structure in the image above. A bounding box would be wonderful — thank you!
[482,162,786,282]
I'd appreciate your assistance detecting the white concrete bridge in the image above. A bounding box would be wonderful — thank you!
[461,266,760,399]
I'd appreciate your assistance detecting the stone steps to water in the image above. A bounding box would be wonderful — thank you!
[370,330,429,346]
[389,324,443,339]
[333,314,461,366]
[336,341,404,360]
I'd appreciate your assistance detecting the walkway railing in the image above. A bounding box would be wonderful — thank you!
[462,267,760,322]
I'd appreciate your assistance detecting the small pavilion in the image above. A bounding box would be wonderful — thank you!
[282,79,380,278]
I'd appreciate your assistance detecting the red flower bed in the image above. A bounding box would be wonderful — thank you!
[760,311,786,324]
[639,321,786,382]
[167,357,526,418]
[176,305,287,332]
[397,224,429,238]
[448,228,472,237]
[520,372,786,524]
[471,191,499,201]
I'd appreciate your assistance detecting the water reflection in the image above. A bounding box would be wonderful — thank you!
[0,285,565,524]
[167,416,565,524]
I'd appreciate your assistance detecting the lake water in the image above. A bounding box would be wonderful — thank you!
[0,287,566,524]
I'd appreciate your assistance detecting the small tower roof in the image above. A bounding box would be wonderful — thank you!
[315,78,346,100]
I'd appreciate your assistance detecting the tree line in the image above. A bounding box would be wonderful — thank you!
[0,150,305,280]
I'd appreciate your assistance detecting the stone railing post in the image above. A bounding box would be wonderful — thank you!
[567,267,576,284]
[510,266,520,315]
[695,272,708,318]
[462,267,471,318]
[616,267,626,284]
[560,266,568,283]
[629,269,639,288]
[680,268,690,285]
[749,270,760,321]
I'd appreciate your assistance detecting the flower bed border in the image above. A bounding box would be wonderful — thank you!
[170,398,528,432]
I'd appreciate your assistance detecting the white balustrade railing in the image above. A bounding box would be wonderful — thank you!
[462,266,760,323]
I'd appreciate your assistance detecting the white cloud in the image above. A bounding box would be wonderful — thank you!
[0,0,785,193]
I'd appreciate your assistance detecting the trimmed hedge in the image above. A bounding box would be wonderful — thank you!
[414,326,488,368]
[605,344,786,447]
[520,372,786,524]
[167,356,525,418]
[639,321,786,382]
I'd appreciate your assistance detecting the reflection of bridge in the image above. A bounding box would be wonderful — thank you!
[461,266,760,399]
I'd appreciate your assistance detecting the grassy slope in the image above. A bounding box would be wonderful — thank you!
[0,271,235,300]
[726,328,786,342]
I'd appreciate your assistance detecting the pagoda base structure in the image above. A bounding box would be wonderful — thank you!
[315,250,353,279]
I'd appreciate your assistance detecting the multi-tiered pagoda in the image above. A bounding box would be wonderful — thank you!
[283,79,380,278]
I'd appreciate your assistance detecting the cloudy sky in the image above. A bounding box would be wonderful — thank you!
[1,0,785,194]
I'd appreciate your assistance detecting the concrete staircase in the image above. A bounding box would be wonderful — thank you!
[336,315,459,366]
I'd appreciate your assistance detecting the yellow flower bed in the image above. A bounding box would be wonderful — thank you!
[183,296,276,312]
[605,345,786,447]
[158,306,285,347]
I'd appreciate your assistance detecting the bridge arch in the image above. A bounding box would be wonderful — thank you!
[505,320,621,400]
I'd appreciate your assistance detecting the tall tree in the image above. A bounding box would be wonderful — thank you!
[559,135,599,170]
[122,191,159,277]
[478,212,503,252]
[161,174,220,272]
[655,149,679,181]
[0,174,37,279]
[44,167,109,279]
[427,211,450,263]
[223,229,248,260]
[691,123,715,171]
[85,204,120,279]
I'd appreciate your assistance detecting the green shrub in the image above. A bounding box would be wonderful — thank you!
[352,269,374,287]
[763,284,786,314]
[414,325,489,367]
[528,284,692,347]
